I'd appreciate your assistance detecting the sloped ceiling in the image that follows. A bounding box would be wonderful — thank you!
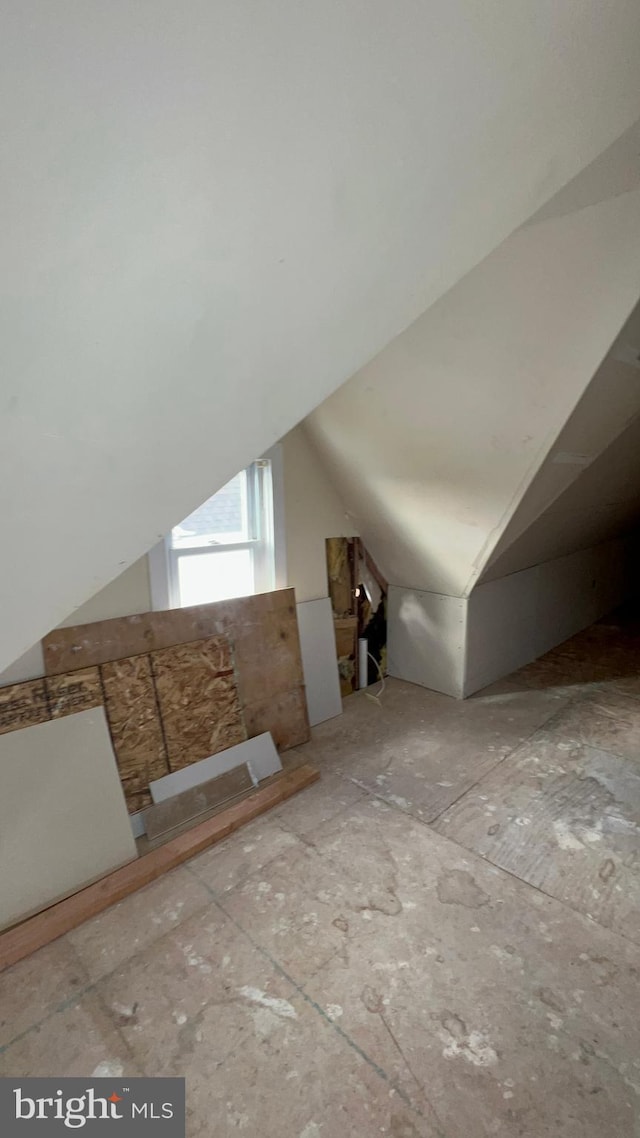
[481,304,640,581]
[526,119,640,225]
[2,4,640,669]
[482,418,640,582]
[306,181,640,596]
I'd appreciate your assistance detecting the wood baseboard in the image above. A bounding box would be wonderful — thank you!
[0,764,319,973]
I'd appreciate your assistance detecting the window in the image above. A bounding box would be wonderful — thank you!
[150,450,285,609]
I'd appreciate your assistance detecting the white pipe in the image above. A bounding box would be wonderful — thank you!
[358,637,368,689]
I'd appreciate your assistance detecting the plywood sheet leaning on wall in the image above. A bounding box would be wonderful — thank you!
[46,668,102,718]
[42,589,303,678]
[243,688,310,750]
[42,613,156,674]
[150,636,246,772]
[41,587,309,755]
[101,655,170,813]
[0,679,49,735]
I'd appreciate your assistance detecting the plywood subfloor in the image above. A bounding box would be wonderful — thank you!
[0,764,319,972]
[434,728,640,943]
[3,641,640,1137]
[7,611,640,1137]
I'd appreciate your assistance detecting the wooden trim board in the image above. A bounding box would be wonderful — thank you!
[0,764,319,973]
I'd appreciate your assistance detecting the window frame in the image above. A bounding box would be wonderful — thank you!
[148,444,286,611]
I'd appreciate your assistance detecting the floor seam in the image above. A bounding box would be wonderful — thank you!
[0,886,218,1059]
[424,824,640,954]
[204,882,449,1137]
[344,695,572,831]
[308,714,640,955]
[422,689,597,827]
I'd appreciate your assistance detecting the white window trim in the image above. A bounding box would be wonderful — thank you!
[266,442,288,591]
[148,444,287,611]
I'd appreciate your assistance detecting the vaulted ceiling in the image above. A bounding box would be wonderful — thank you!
[2,4,640,669]
[306,136,640,596]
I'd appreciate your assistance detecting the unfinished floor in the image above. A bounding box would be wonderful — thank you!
[2,609,640,1137]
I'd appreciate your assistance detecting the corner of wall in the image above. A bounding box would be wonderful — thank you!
[463,537,635,696]
[387,585,466,698]
[281,423,357,604]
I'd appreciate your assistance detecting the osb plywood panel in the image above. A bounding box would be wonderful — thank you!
[244,687,309,751]
[43,613,155,675]
[233,611,305,704]
[101,655,169,814]
[334,616,358,698]
[42,589,301,675]
[46,668,102,719]
[41,589,309,758]
[151,636,247,772]
[0,680,49,736]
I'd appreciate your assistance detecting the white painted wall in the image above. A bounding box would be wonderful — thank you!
[307,189,640,597]
[388,538,634,699]
[61,558,152,627]
[2,3,640,670]
[464,539,634,696]
[484,417,640,581]
[528,120,640,226]
[481,303,640,580]
[387,588,467,698]
[0,425,352,683]
[282,428,357,603]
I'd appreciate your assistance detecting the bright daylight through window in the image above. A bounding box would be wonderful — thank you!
[167,461,275,607]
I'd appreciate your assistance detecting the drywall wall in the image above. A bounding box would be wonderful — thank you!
[60,558,152,627]
[464,538,633,696]
[484,416,640,582]
[296,598,343,725]
[307,186,640,599]
[388,538,634,699]
[481,303,640,581]
[0,560,152,686]
[527,119,640,226]
[0,708,136,929]
[282,427,357,603]
[0,645,45,687]
[0,426,348,684]
[387,587,466,698]
[2,4,640,670]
